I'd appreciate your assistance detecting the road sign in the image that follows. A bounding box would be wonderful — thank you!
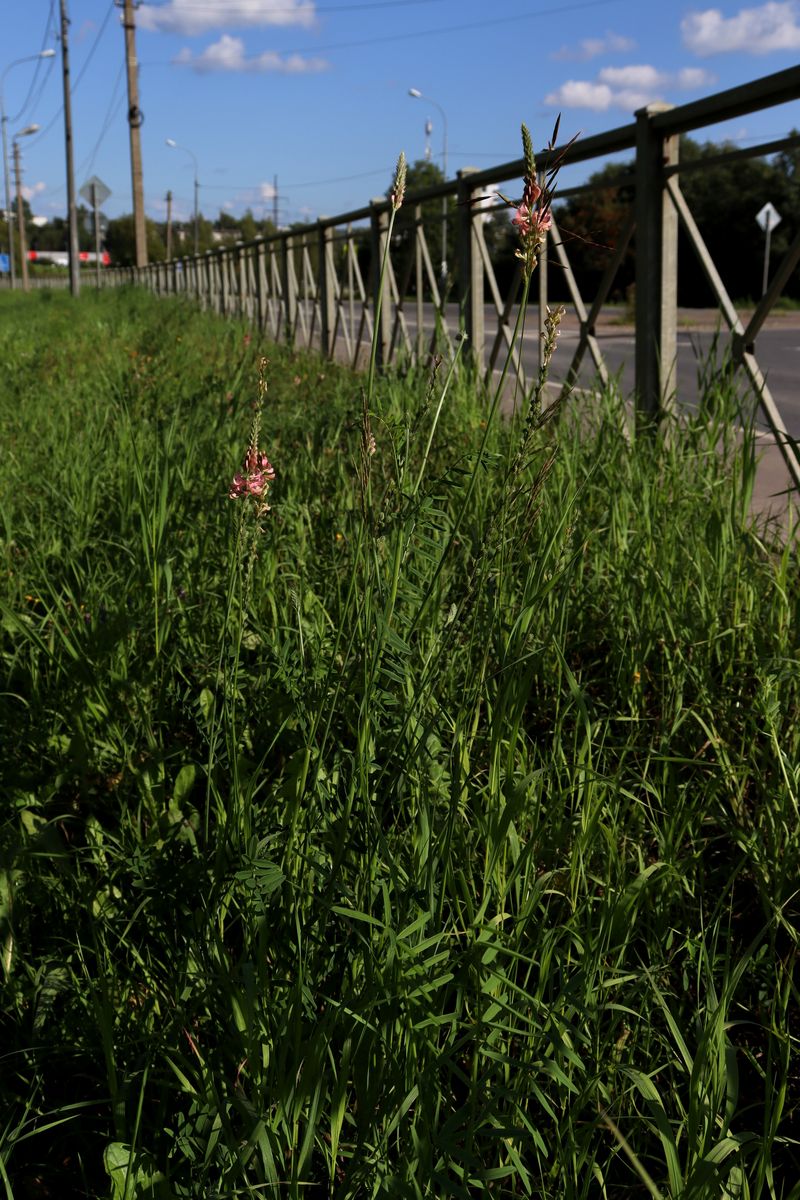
[80,176,112,289]
[80,175,111,208]
[0,253,9,274]
[756,202,782,296]
[755,201,781,233]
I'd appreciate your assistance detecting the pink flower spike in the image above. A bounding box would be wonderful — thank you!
[512,206,532,235]
[244,447,276,478]
[229,472,247,499]
[245,472,267,497]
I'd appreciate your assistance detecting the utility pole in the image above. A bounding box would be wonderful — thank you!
[59,0,80,296]
[273,173,278,228]
[121,0,147,267]
[13,141,29,291]
[91,182,101,289]
[2,121,15,290]
[165,189,172,260]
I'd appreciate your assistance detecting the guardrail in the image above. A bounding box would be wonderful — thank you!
[102,66,799,486]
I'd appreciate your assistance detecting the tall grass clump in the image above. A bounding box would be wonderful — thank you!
[1,126,799,1199]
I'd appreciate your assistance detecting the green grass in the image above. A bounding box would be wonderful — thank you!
[1,286,799,1199]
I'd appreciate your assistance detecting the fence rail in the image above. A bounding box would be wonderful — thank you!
[43,67,800,485]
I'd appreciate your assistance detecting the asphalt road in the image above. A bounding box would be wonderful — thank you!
[406,303,800,438]
[540,324,800,437]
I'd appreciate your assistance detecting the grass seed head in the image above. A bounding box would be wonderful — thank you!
[391,151,407,212]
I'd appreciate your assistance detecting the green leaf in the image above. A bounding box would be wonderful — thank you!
[198,687,215,723]
[173,763,197,805]
[104,1142,168,1199]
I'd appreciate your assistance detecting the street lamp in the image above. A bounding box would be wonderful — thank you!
[1,50,55,289]
[13,123,39,292]
[408,87,448,289]
[166,137,199,256]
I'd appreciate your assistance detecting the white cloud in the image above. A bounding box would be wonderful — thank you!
[682,2,800,54]
[544,80,618,111]
[545,63,716,111]
[140,0,316,34]
[21,181,46,202]
[684,66,719,87]
[552,31,636,61]
[259,181,277,201]
[598,64,665,88]
[175,34,328,72]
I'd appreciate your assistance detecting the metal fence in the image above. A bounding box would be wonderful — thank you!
[98,66,799,487]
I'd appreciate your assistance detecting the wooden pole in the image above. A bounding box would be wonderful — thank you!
[92,182,100,289]
[634,102,678,424]
[122,0,147,268]
[165,189,172,261]
[13,141,29,292]
[457,168,484,373]
[59,0,80,295]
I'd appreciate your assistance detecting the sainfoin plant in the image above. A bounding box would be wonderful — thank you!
[0,121,798,1200]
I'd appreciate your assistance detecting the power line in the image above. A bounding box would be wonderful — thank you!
[200,166,392,191]
[27,0,117,146]
[79,63,126,182]
[141,0,447,12]
[153,0,623,61]
[71,1,117,90]
[8,0,57,123]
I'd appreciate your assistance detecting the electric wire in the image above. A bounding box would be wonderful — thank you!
[141,0,448,12]
[80,63,126,181]
[146,0,622,65]
[27,0,118,146]
[7,0,57,124]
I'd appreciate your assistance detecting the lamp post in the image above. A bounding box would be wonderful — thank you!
[1,50,55,289]
[408,87,448,290]
[166,138,199,255]
[13,123,39,292]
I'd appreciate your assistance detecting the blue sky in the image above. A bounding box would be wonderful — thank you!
[3,0,799,228]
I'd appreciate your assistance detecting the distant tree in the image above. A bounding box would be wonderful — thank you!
[3,195,34,274]
[678,137,783,303]
[76,204,93,251]
[105,214,166,266]
[239,209,257,244]
[30,215,68,252]
[217,210,240,232]
[550,161,635,303]
[387,159,457,297]
[553,136,800,306]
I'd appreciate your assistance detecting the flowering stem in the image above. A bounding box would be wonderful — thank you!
[412,333,466,498]
[408,272,532,638]
[365,205,399,406]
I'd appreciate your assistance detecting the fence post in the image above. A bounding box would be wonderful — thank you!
[219,248,229,315]
[282,235,297,345]
[256,241,266,330]
[457,168,484,373]
[634,102,678,423]
[318,219,336,359]
[204,250,213,310]
[236,241,246,319]
[413,204,425,361]
[370,198,391,369]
